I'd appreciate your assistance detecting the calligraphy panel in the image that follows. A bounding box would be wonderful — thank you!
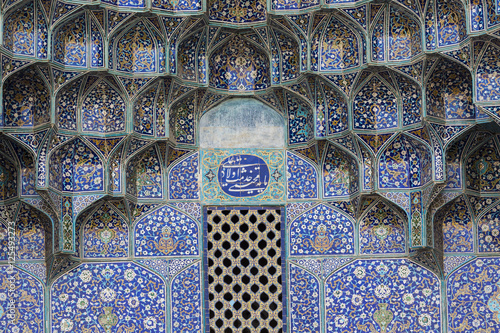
[217,154,270,197]
[201,149,285,204]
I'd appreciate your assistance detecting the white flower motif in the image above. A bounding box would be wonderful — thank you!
[144,316,157,329]
[334,315,348,328]
[354,266,366,279]
[375,284,391,299]
[60,319,74,332]
[402,293,414,305]
[101,267,114,278]
[80,270,92,283]
[398,265,410,278]
[128,296,139,308]
[76,297,88,309]
[418,314,432,327]
[124,269,136,281]
[100,287,116,302]
[351,294,363,306]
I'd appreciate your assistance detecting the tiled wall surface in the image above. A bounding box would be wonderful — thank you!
[1,0,500,332]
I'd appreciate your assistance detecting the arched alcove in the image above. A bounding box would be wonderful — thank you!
[209,36,270,91]
[0,2,499,332]
[199,98,285,149]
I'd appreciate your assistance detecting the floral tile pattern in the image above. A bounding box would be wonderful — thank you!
[0,0,500,332]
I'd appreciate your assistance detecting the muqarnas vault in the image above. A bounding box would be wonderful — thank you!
[2,0,500,332]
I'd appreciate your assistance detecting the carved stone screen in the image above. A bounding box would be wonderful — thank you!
[205,207,284,333]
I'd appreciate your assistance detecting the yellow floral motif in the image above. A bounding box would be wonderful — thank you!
[155,226,185,255]
[304,224,336,253]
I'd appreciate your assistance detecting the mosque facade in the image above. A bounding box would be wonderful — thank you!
[0,0,500,332]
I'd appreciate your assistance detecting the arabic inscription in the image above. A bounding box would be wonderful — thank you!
[217,154,270,197]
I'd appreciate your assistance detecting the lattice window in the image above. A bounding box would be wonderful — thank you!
[206,207,284,333]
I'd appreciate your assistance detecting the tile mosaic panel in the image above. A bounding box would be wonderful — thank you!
[4,2,36,57]
[379,135,432,189]
[397,74,422,126]
[289,203,354,256]
[477,44,500,102]
[427,59,475,120]
[134,205,199,257]
[3,67,50,127]
[82,203,128,258]
[319,16,360,71]
[321,82,349,135]
[16,203,46,260]
[169,152,199,200]
[0,153,18,201]
[353,75,398,131]
[90,19,104,68]
[179,30,202,82]
[286,92,314,145]
[447,257,500,332]
[0,265,44,333]
[289,263,320,333]
[435,0,467,47]
[51,262,165,332]
[208,0,266,24]
[0,1,500,330]
[56,77,82,131]
[49,138,104,193]
[325,259,441,332]
[388,6,422,61]
[273,0,319,10]
[323,143,359,198]
[478,203,500,252]
[274,29,300,82]
[126,146,163,199]
[466,137,500,192]
[82,79,126,133]
[169,93,196,145]
[286,151,318,200]
[53,14,87,67]
[152,0,201,11]
[359,201,406,255]
[171,262,203,332]
[442,197,473,253]
[116,21,156,73]
[372,13,385,61]
[201,149,285,204]
[209,36,270,91]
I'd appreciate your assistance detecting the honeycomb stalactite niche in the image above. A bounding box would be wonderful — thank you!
[4,0,500,331]
[205,207,284,333]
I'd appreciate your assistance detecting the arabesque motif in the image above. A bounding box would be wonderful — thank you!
[0,1,499,332]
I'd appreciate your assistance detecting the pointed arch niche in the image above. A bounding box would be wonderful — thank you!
[199,98,285,149]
